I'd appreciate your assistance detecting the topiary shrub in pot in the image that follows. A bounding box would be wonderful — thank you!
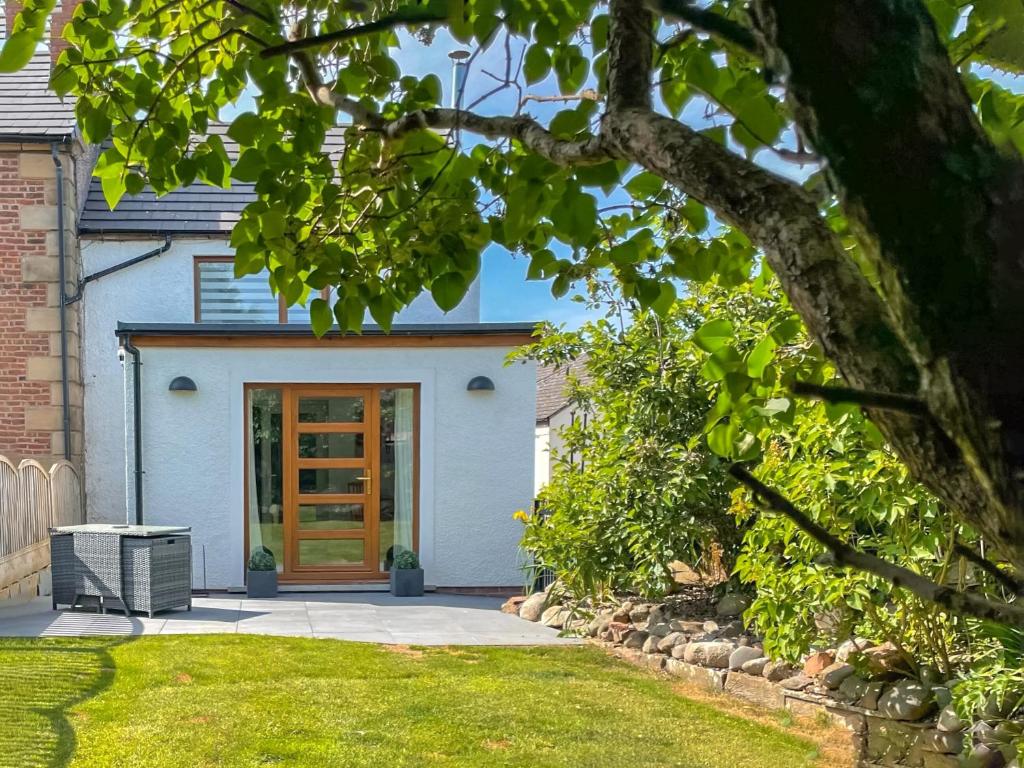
[390,548,424,597]
[247,547,278,598]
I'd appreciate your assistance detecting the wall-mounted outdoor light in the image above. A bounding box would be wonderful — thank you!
[466,375,495,392]
[168,376,198,393]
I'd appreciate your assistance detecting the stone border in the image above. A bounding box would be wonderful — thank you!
[602,642,960,768]
[508,594,970,768]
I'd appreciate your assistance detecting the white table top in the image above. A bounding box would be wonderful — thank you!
[51,524,191,537]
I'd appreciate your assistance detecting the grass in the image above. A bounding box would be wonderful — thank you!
[0,636,831,768]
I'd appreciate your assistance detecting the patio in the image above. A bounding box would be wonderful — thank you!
[0,592,578,645]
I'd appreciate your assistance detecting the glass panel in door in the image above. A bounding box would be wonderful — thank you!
[246,388,284,573]
[378,387,416,573]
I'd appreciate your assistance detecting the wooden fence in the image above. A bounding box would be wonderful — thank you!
[0,457,84,597]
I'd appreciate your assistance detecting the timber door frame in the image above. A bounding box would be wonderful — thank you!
[243,382,420,585]
[285,384,378,582]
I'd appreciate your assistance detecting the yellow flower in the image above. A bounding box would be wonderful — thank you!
[512,509,529,523]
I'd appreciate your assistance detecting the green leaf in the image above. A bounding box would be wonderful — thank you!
[681,198,708,232]
[549,108,589,137]
[101,172,126,209]
[746,335,777,378]
[661,77,688,117]
[232,149,266,183]
[553,44,588,94]
[124,172,145,196]
[759,397,791,417]
[0,27,47,73]
[692,318,734,352]
[591,14,609,51]
[524,44,551,84]
[770,316,804,344]
[309,298,333,337]
[431,272,468,312]
[81,108,112,145]
[368,294,395,331]
[651,281,677,316]
[260,209,286,240]
[227,112,262,146]
[550,186,597,246]
[625,171,664,200]
[707,421,738,457]
[684,47,719,93]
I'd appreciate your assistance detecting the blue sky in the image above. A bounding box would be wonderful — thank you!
[389,30,605,327]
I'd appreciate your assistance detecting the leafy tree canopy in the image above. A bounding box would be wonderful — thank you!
[4,0,1024,616]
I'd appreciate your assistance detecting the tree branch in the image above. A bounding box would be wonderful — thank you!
[954,541,1024,596]
[791,381,928,416]
[292,49,613,166]
[291,49,385,129]
[607,0,653,112]
[520,89,602,108]
[648,0,759,55]
[380,109,611,165]
[729,465,1024,626]
[261,8,447,59]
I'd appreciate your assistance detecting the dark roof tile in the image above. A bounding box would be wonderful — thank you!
[0,50,75,139]
[80,125,346,234]
[536,356,590,423]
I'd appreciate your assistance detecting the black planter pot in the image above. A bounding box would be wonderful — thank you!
[247,569,278,598]
[390,567,424,597]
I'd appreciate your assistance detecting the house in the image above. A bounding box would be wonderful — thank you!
[534,357,589,495]
[0,16,537,592]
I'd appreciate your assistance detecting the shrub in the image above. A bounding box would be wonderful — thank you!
[516,303,737,599]
[394,548,420,570]
[248,549,276,572]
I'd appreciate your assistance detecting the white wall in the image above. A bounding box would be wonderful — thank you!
[80,237,530,589]
[81,236,483,541]
[534,406,576,495]
[533,424,550,495]
[121,346,534,589]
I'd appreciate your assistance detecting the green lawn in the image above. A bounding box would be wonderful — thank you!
[0,636,825,768]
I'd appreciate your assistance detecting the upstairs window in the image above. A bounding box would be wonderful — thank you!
[194,257,325,324]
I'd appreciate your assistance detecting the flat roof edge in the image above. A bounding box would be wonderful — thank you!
[115,322,538,338]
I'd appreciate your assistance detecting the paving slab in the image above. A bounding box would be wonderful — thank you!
[0,594,578,646]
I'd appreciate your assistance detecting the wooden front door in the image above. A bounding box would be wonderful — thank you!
[284,386,379,582]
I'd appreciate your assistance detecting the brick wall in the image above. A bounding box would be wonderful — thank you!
[4,1,81,67]
[0,144,83,467]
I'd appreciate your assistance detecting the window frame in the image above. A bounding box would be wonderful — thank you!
[193,256,329,324]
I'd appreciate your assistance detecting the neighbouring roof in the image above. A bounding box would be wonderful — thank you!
[0,50,76,140]
[536,356,590,424]
[79,125,346,235]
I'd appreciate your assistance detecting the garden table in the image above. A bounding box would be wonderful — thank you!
[50,524,192,617]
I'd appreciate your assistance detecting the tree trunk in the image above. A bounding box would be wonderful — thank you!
[598,0,1024,572]
[753,0,1024,570]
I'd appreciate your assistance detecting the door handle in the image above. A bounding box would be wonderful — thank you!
[356,470,372,495]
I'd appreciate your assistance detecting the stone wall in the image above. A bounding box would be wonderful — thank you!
[0,144,84,468]
[511,592,976,768]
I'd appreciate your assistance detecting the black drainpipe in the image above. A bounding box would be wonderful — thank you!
[120,335,144,524]
[63,235,172,305]
[51,143,71,461]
